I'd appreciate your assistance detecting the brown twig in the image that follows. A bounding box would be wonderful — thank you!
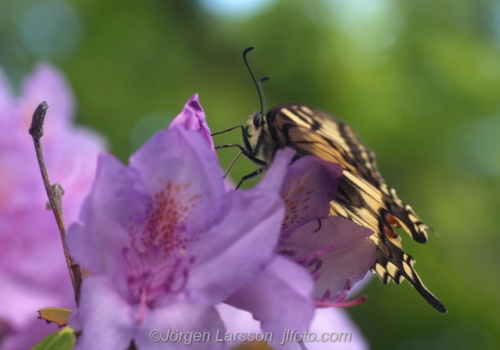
[29,101,83,305]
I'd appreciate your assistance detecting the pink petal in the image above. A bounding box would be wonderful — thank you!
[0,63,106,350]
[188,188,285,302]
[280,156,342,238]
[0,67,13,114]
[67,153,152,277]
[282,217,377,300]
[168,94,214,148]
[255,148,296,192]
[300,308,370,350]
[217,300,370,349]
[129,127,225,236]
[20,63,74,134]
[134,302,226,350]
[0,317,62,350]
[70,276,135,350]
[225,256,315,339]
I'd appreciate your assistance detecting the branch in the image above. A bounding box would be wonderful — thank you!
[29,101,83,305]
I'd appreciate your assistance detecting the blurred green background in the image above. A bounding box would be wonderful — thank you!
[2,0,500,349]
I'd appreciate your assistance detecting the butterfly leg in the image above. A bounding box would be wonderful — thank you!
[223,151,243,178]
[236,168,265,189]
[212,125,254,153]
[211,125,245,136]
[215,144,267,166]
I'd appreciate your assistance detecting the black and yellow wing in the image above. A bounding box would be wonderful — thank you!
[259,103,446,313]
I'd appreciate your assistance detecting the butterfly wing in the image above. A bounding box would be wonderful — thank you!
[264,103,446,313]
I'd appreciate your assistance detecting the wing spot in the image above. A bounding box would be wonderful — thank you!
[386,262,399,278]
[403,261,413,278]
[375,263,386,278]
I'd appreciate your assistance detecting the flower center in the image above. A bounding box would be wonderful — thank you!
[123,180,200,306]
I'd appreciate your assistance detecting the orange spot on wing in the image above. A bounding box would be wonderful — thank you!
[384,225,398,240]
[385,213,401,227]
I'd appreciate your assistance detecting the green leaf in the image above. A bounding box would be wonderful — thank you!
[31,326,75,350]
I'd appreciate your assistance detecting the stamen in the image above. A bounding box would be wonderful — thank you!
[295,244,335,264]
[315,289,348,303]
[277,249,297,257]
[166,256,191,294]
[138,287,148,323]
[315,295,367,308]
[309,259,322,275]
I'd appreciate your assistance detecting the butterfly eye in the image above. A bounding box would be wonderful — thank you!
[253,113,263,127]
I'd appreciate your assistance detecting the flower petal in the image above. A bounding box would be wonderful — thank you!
[281,216,377,300]
[0,63,105,350]
[129,127,225,236]
[47,127,107,223]
[225,255,315,340]
[134,301,226,350]
[280,156,342,238]
[300,308,369,350]
[70,276,135,350]
[21,63,74,134]
[0,317,64,350]
[188,188,284,302]
[0,66,12,115]
[67,153,152,277]
[255,148,295,192]
[347,272,374,299]
[168,94,214,149]
[0,271,71,329]
[217,303,369,350]
[215,303,261,347]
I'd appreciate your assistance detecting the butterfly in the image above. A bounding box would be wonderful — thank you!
[216,47,447,313]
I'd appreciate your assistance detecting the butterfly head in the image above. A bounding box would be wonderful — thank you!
[251,111,264,128]
[245,111,263,145]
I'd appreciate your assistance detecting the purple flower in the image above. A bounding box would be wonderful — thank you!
[0,64,106,349]
[67,98,294,349]
[167,94,213,149]
[224,156,376,348]
[175,96,377,348]
[277,156,377,303]
[217,304,369,350]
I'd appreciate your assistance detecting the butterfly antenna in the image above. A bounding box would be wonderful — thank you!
[258,76,269,114]
[243,47,266,115]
